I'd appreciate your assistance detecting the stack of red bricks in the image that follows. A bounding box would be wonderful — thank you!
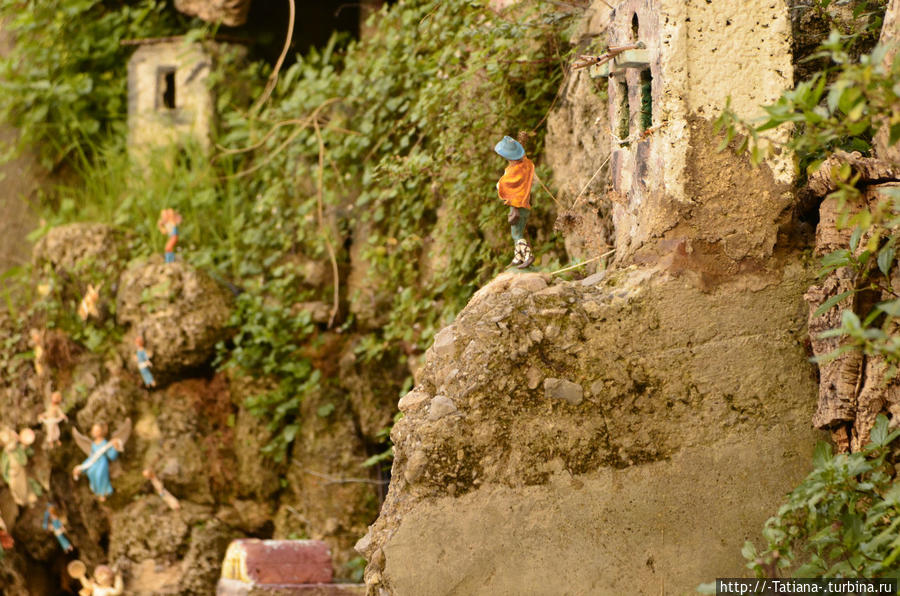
[216,539,365,596]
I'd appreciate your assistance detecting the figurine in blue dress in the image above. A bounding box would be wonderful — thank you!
[42,504,73,552]
[134,336,155,387]
[72,420,131,502]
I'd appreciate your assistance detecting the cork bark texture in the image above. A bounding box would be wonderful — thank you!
[803,3,900,452]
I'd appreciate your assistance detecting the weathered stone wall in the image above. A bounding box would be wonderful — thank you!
[601,0,794,260]
[361,266,821,595]
[545,7,613,265]
[0,26,40,278]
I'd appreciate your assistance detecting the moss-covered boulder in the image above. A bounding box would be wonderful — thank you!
[33,223,131,279]
[116,259,233,382]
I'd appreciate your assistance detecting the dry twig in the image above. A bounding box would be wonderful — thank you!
[250,0,296,115]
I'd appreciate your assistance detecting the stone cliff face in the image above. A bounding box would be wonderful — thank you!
[0,223,384,595]
[358,1,828,594]
[359,265,821,595]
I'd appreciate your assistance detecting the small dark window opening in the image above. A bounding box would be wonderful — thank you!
[158,67,176,110]
[631,13,639,40]
[640,68,652,131]
[616,78,630,141]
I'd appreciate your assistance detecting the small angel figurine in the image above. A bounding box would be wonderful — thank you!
[72,420,131,502]
[156,208,182,263]
[142,468,180,510]
[30,328,45,377]
[77,283,101,321]
[494,135,536,268]
[134,336,156,388]
[42,504,74,553]
[38,391,68,449]
[68,561,124,596]
[0,427,37,507]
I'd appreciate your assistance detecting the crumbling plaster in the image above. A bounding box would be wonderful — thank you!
[606,0,794,260]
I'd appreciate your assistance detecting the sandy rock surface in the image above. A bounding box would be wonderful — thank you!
[360,264,821,595]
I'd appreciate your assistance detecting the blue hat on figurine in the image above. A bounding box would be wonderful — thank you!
[494,136,525,161]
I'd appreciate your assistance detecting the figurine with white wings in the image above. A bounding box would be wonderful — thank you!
[72,419,131,501]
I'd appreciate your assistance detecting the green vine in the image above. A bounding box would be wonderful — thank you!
[0,0,197,169]
[0,0,575,462]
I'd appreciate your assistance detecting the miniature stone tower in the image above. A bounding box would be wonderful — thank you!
[598,0,794,270]
[127,40,215,163]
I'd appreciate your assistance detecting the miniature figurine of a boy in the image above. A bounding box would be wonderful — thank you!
[156,208,182,263]
[77,283,101,321]
[30,328,45,377]
[38,391,68,449]
[68,561,123,596]
[0,428,37,507]
[494,135,536,268]
[142,468,180,510]
[134,336,156,387]
[42,504,74,553]
[72,420,131,502]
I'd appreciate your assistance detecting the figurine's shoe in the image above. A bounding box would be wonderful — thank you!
[510,242,525,267]
[516,240,534,269]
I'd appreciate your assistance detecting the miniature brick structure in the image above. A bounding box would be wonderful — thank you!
[127,40,215,163]
[217,539,365,596]
[594,0,794,260]
[174,0,252,27]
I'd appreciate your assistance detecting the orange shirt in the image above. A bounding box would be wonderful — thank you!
[497,157,534,209]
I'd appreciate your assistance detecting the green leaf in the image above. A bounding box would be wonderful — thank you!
[868,414,895,448]
[851,227,863,252]
[890,123,900,147]
[282,423,299,444]
[316,403,335,418]
[878,245,895,276]
[813,290,854,317]
[813,441,833,467]
[877,299,900,317]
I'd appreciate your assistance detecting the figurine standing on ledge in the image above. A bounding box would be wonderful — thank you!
[495,135,536,269]
[42,504,74,553]
[68,561,124,596]
[134,336,155,388]
[77,283,101,321]
[156,208,182,263]
[72,420,131,502]
[1,428,37,507]
[142,468,180,510]
[38,391,68,449]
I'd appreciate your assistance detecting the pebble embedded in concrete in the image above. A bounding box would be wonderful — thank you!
[398,390,430,413]
[543,378,584,406]
[427,395,458,421]
[404,449,428,484]
[432,326,456,358]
